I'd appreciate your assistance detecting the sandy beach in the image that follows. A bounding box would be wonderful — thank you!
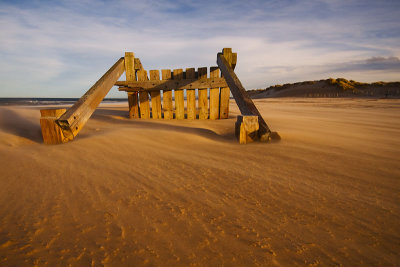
[0,98,399,266]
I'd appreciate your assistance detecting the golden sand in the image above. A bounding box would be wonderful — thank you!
[0,98,399,265]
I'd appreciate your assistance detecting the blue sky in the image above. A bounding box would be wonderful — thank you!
[0,0,399,97]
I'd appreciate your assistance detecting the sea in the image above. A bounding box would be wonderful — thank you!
[0,98,127,106]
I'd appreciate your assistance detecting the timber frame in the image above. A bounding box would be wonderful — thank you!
[117,52,231,121]
[39,48,278,144]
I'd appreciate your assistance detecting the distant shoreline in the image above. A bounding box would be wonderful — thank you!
[2,78,400,106]
[0,98,127,106]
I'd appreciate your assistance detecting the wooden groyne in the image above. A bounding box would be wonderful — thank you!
[40,48,278,144]
[117,55,231,120]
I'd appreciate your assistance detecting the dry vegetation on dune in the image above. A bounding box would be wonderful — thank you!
[249,78,400,98]
[0,99,399,265]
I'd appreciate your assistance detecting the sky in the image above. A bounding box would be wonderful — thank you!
[0,0,399,98]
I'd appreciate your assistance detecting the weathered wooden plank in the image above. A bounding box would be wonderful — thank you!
[40,108,67,144]
[125,52,139,119]
[134,58,143,70]
[186,68,196,120]
[137,70,150,119]
[198,67,208,120]
[128,93,139,118]
[220,49,232,119]
[235,115,259,144]
[222,48,232,69]
[173,69,184,119]
[125,52,135,81]
[57,57,125,140]
[162,69,173,119]
[116,77,228,91]
[149,70,162,119]
[231,53,237,70]
[217,50,272,141]
[222,48,237,70]
[209,66,220,120]
[219,87,230,119]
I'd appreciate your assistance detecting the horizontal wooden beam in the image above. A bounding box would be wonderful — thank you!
[116,77,228,91]
[217,51,272,141]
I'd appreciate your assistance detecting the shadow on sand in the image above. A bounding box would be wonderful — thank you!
[0,108,43,143]
[88,108,237,142]
[0,106,277,145]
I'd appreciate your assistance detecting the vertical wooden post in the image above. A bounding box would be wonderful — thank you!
[125,52,135,81]
[235,115,259,144]
[186,68,196,120]
[125,52,139,118]
[174,69,184,119]
[128,93,139,118]
[149,70,162,119]
[198,67,208,120]
[134,58,143,70]
[219,86,230,119]
[220,48,234,119]
[137,70,150,119]
[40,109,68,144]
[209,66,220,120]
[162,69,173,119]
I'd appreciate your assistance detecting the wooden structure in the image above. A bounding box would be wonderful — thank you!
[57,58,125,141]
[235,115,259,144]
[217,50,272,141]
[40,48,278,144]
[116,52,231,120]
[40,108,68,144]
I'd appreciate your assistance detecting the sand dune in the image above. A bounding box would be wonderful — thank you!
[249,79,400,98]
[0,99,399,266]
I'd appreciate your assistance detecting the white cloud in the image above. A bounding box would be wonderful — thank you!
[0,0,399,97]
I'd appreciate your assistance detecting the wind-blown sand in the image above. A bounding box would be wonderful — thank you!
[0,98,399,266]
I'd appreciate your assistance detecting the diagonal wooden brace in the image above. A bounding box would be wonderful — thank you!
[217,49,272,141]
[56,57,125,140]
